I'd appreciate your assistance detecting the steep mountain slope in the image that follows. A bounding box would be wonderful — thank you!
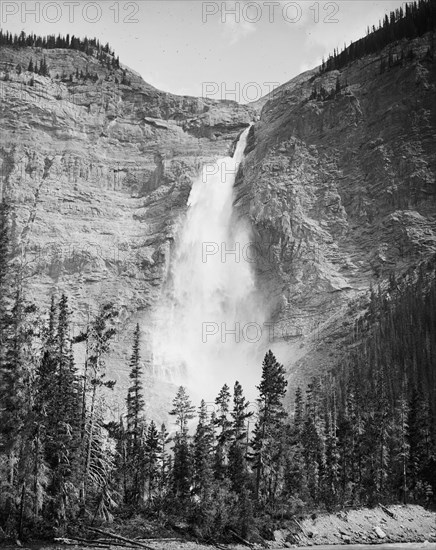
[237,33,436,391]
[0,45,252,415]
[1,31,435,412]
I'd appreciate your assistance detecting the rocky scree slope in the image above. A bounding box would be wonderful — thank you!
[0,45,252,416]
[237,33,436,392]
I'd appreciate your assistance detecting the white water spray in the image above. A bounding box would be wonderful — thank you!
[152,126,266,401]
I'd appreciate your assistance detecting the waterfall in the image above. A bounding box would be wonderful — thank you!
[152,126,265,402]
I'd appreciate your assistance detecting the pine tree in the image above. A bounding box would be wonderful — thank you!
[323,409,340,508]
[408,387,434,501]
[85,404,117,521]
[231,381,253,442]
[283,388,306,500]
[157,423,170,500]
[337,384,360,504]
[251,350,288,503]
[125,324,145,504]
[126,324,144,449]
[301,379,325,504]
[81,303,117,508]
[213,384,232,479]
[228,381,252,493]
[302,415,322,503]
[143,421,161,502]
[170,387,195,500]
[0,199,17,453]
[105,417,129,505]
[26,297,57,525]
[39,57,48,76]
[45,295,81,526]
[0,201,35,534]
[193,400,214,499]
[389,390,409,503]
[170,386,195,437]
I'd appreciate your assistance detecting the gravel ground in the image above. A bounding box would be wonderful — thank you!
[279,505,436,547]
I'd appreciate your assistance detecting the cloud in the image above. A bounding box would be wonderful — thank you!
[221,1,257,45]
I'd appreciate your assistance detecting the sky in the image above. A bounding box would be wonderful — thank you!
[1,0,408,102]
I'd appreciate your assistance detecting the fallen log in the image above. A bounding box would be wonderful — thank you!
[74,537,113,546]
[228,529,254,547]
[85,527,154,550]
[379,503,396,519]
[292,518,306,535]
[93,539,137,547]
[92,539,136,548]
[137,538,183,542]
[209,540,227,550]
[54,537,110,548]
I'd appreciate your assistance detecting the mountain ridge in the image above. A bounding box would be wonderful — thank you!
[0,26,435,412]
[238,30,436,394]
[0,41,253,417]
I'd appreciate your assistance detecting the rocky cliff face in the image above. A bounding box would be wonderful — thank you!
[1,34,435,412]
[237,33,436,391]
[0,45,252,416]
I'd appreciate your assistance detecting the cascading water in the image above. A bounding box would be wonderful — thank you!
[152,126,266,401]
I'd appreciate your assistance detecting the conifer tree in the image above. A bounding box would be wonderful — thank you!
[251,350,288,503]
[126,324,144,451]
[193,400,214,498]
[408,387,434,500]
[231,381,253,441]
[213,384,232,479]
[170,387,195,500]
[284,388,306,500]
[323,410,340,507]
[0,200,17,452]
[0,201,36,533]
[293,387,304,434]
[157,423,170,500]
[81,303,117,508]
[144,421,161,501]
[170,386,195,436]
[44,294,81,526]
[125,324,145,504]
[302,379,326,503]
[228,381,252,493]
[389,391,410,502]
[337,385,360,504]
[302,414,322,503]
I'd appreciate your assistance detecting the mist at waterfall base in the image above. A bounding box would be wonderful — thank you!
[151,128,271,403]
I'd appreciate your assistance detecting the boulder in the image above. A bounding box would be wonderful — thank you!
[374,525,387,539]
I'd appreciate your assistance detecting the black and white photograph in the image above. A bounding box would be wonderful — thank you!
[0,0,435,548]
